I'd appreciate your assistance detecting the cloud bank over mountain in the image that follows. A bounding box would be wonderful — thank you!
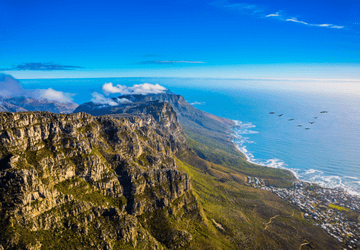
[37,88,75,103]
[102,82,167,95]
[0,74,75,103]
[88,82,168,106]
[90,92,133,106]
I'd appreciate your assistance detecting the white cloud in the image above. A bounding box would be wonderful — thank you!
[117,98,133,104]
[0,74,76,103]
[211,1,345,30]
[90,92,132,106]
[286,17,309,25]
[91,92,118,106]
[265,12,280,18]
[38,88,74,103]
[102,83,167,95]
[102,83,127,94]
[285,17,344,29]
[331,25,344,29]
[190,101,205,105]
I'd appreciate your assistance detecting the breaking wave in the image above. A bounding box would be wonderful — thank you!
[232,120,360,196]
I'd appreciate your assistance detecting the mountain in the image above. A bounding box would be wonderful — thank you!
[0,74,78,114]
[0,103,209,249]
[0,96,78,114]
[0,94,343,249]
[74,93,295,184]
[0,75,27,97]
[75,93,237,155]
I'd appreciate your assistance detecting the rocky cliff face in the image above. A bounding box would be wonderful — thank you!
[74,93,234,143]
[0,102,201,249]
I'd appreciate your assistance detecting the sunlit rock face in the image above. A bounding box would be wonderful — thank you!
[0,102,199,249]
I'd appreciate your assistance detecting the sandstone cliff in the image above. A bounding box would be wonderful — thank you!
[0,102,201,249]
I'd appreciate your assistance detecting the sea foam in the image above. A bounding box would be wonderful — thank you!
[232,120,360,196]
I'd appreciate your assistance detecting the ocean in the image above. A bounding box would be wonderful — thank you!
[20,77,360,195]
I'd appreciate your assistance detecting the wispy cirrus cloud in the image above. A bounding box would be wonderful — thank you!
[210,1,344,30]
[285,17,344,29]
[136,60,206,65]
[0,62,84,71]
[265,12,280,18]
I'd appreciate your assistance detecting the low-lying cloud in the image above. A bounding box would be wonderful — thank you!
[102,83,167,95]
[190,101,205,105]
[0,62,84,71]
[37,88,75,103]
[91,92,132,106]
[0,74,76,103]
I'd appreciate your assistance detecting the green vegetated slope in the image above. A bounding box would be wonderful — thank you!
[186,137,294,188]
[72,92,341,249]
[0,108,224,250]
[175,150,341,249]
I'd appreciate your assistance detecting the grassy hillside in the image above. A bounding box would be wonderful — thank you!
[186,135,294,188]
[175,150,341,250]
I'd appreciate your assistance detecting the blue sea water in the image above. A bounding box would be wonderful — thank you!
[20,77,360,195]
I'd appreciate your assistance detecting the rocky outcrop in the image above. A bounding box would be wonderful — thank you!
[0,102,200,249]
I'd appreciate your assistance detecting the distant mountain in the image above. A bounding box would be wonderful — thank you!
[0,74,27,97]
[74,93,236,155]
[0,96,78,114]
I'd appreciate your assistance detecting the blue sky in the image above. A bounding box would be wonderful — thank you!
[1,0,359,79]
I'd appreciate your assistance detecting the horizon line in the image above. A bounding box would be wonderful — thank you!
[13,76,360,82]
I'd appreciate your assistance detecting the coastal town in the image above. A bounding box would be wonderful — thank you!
[247,177,360,249]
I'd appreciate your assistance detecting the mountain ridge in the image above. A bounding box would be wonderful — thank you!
[0,92,344,249]
[0,103,208,249]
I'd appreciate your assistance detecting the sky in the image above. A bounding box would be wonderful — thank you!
[1,0,359,79]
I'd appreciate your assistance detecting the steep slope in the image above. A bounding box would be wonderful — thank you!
[0,103,211,249]
[74,93,241,157]
[74,93,294,183]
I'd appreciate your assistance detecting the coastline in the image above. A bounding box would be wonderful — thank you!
[230,120,360,197]
[233,142,300,180]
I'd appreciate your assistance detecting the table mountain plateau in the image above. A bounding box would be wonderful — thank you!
[0,102,203,249]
